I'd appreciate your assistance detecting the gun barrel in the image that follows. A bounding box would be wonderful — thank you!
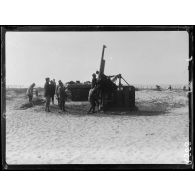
[98,45,106,79]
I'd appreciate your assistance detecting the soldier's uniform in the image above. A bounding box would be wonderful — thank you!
[50,81,56,104]
[58,84,67,111]
[91,74,97,89]
[26,83,35,104]
[88,88,98,113]
[44,79,51,112]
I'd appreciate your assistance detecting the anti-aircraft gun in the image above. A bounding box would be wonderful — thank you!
[97,45,137,111]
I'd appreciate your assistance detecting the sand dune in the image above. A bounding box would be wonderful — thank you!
[6,89,189,164]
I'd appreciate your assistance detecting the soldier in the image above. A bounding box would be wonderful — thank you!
[55,80,61,106]
[52,79,56,92]
[168,85,172,90]
[53,79,56,86]
[91,73,97,89]
[53,79,56,94]
[96,71,109,111]
[26,83,35,104]
[57,81,67,112]
[44,78,51,112]
[156,85,161,91]
[96,70,99,78]
[50,80,56,104]
[88,87,98,114]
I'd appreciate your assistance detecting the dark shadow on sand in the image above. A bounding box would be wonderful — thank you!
[33,102,168,117]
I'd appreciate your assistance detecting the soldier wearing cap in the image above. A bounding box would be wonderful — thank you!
[44,77,51,112]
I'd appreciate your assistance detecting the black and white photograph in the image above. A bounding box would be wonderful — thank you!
[1,26,193,169]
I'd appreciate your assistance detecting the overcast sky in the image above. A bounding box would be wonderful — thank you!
[6,31,189,87]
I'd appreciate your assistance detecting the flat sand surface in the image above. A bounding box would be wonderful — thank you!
[6,89,189,164]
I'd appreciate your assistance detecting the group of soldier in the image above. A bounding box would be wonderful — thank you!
[26,78,67,112]
[44,78,67,112]
[87,71,116,114]
[26,70,114,114]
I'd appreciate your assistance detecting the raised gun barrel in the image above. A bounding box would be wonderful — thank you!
[96,45,136,111]
[98,45,106,79]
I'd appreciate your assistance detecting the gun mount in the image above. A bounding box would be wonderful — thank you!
[97,45,137,111]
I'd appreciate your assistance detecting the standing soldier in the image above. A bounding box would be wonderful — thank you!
[168,85,172,90]
[88,87,98,114]
[53,79,56,92]
[50,80,56,104]
[55,80,61,106]
[91,73,97,89]
[26,83,35,104]
[58,81,67,112]
[44,78,51,112]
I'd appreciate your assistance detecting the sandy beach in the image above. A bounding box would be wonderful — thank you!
[6,89,189,164]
